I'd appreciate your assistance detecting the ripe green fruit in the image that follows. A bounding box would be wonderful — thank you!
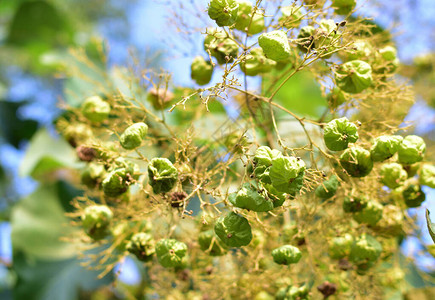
[349,234,382,264]
[279,6,303,28]
[214,212,252,247]
[343,196,367,213]
[148,158,178,194]
[240,48,276,76]
[323,117,359,151]
[229,183,274,212]
[398,135,426,164]
[204,28,239,64]
[328,234,353,259]
[373,205,403,236]
[332,0,356,15]
[297,26,315,52]
[234,0,265,34]
[327,87,347,108]
[271,245,302,265]
[403,184,425,208]
[120,122,148,150]
[102,168,131,197]
[316,19,339,58]
[155,238,188,268]
[81,163,106,188]
[258,30,291,62]
[353,200,383,226]
[269,156,306,194]
[347,40,372,61]
[379,46,397,61]
[380,163,407,189]
[81,205,113,240]
[127,232,156,262]
[191,56,214,85]
[335,60,373,94]
[370,135,403,162]
[198,229,227,256]
[340,147,373,177]
[253,146,283,166]
[419,164,435,188]
[315,175,339,199]
[207,0,239,27]
[81,96,111,123]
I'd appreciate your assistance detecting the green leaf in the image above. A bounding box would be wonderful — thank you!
[0,101,38,148]
[19,129,80,178]
[10,183,79,260]
[13,250,113,300]
[7,1,73,47]
[263,69,327,118]
[426,209,435,243]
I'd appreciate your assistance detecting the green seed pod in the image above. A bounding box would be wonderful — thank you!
[347,40,372,61]
[343,196,367,213]
[373,205,403,236]
[148,158,178,194]
[349,234,382,264]
[353,200,383,226]
[263,183,286,207]
[419,164,435,188]
[120,122,148,150]
[254,291,274,300]
[315,19,339,58]
[258,30,291,62]
[403,184,425,208]
[340,147,373,177]
[207,0,239,27]
[112,220,152,251]
[370,135,403,162]
[81,96,111,123]
[315,175,339,199]
[327,87,347,108]
[253,146,282,167]
[198,229,228,256]
[398,135,426,164]
[127,232,156,262]
[269,156,306,194]
[380,163,407,189]
[155,238,188,268]
[214,211,252,247]
[335,60,373,94]
[297,25,315,53]
[81,205,113,240]
[328,234,353,259]
[63,123,93,146]
[229,183,274,212]
[191,56,214,85]
[204,28,239,64]
[271,245,302,265]
[279,6,303,28]
[323,117,359,151]
[240,48,276,76]
[379,46,397,61]
[102,168,130,197]
[80,162,106,188]
[332,0,356,15]
[234,0,265,35]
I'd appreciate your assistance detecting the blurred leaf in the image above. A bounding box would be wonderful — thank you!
[10,183,79,260]
[19,129,80,178]
[264,70,327,118]
[7,1,73,47]
[0,101,38,148]
[404,287,435,300]
[426,209,435,243]
[13,250,113,300]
